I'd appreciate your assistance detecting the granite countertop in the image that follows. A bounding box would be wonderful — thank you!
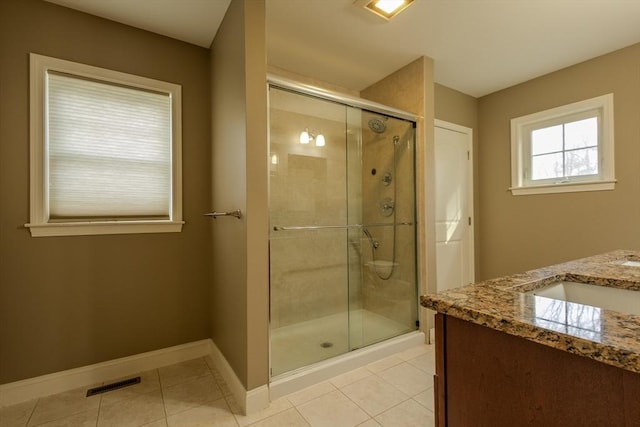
[421,250,640,374]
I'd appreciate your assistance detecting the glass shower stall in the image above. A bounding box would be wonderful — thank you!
[268,80,418,377]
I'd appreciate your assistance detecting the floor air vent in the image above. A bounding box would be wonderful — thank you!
[86,376,141,397]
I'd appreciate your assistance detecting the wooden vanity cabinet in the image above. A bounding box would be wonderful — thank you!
[434,314,640,427]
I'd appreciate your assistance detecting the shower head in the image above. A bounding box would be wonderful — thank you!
[368,117,387,134]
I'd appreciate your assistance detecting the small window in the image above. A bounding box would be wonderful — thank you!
[27,53,183,236]
[510,94,615,195]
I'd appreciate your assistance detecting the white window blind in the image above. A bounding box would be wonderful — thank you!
[47,72,172,220]
[28,53,182,237]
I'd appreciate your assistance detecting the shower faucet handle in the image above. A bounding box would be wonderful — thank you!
[380,198,395,217]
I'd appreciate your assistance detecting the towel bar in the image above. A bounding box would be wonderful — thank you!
[204,209,242,219]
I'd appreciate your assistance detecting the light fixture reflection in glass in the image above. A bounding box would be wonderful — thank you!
[271,153,279,165]
[299,129,310,144]
[299,127,325,147]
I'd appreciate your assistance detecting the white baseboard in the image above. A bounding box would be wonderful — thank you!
[0,340,212,407]
[206,341,269,415]
[0,339,268,416]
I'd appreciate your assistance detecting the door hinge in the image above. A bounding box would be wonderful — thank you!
[468,217,471,226]
[467,150,470,160]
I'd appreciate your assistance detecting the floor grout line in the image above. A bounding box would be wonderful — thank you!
[94,394,102,427]
[158,369,168,427]
[24,398,38,427]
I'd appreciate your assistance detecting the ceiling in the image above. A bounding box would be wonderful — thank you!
[45,0,640,97]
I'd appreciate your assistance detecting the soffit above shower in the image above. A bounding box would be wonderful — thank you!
[45,0,640,98]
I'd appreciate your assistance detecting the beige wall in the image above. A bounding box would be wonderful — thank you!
[0,0,212,384]
[209,0,269,390]
[477,43,640,280]
[243,0,269,391]
[435,84,478,129]
[361,57,436,334]
[434,84,480,275]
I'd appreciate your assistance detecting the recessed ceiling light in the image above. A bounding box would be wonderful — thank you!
[355,0,414,20]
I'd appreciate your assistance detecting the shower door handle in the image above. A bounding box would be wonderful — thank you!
[273,224,349,231]
[272,222,413,231]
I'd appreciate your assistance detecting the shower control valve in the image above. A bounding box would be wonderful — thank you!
[380,197,395,217]
[382,172,392,186]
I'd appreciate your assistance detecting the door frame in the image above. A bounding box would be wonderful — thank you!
[434,119,475,286]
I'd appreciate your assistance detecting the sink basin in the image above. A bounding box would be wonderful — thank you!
[622,260,640,267]
[526,281,640,315]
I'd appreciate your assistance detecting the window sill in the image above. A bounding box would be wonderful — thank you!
[25,220,184,237]
[510,180,616,196]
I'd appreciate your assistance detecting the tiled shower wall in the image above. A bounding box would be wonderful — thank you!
[361,120,417,329]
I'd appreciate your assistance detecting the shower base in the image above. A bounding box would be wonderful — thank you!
[270,309,424,399]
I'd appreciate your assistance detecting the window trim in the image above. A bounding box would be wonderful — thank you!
[27,53,183,237]
[510,94,615,196]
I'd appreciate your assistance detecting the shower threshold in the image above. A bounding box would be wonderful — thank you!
[269,329,425,400]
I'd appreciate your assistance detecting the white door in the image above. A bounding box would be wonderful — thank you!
[434,120,474,292]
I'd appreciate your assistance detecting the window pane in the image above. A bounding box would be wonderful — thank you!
[47,72,171,219]
[565,147,598,177]
[531,152,564,180]
[565,116,598,150]
[531,124,563,155]
[511,93,613,194]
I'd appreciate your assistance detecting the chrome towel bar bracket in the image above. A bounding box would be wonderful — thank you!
[204,209,242,219]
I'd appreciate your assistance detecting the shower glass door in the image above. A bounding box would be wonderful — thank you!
[348,109,417,351]
[269,87,350,376]
[269,85,417,377]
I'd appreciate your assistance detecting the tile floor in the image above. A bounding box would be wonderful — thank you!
[0,343,435,427]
